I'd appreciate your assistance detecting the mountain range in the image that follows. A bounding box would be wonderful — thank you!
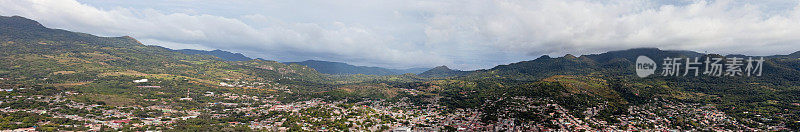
[171,49,431,75]
[418,66,470,77]
[286,60,429,75]
[173,49,252,61]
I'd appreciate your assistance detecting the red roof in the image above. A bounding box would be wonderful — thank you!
[112,119,132,123]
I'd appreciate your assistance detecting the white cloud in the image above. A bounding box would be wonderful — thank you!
[1,0,800,70]
[419,0,800,58]
[0,0,450,69]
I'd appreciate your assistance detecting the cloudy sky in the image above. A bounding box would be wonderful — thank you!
[2,0,800,70]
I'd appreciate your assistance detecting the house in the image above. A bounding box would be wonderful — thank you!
[221,103,238,106]
[133,79,148,83]
[12,127,36,132]
[112,119,132,124]
[393,126,411,132]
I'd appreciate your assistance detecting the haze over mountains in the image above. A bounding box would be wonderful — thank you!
[170,48,431,75]
[418,66,470,77]
[171,46,800,77]
[5,14,795,80]
[173,49,252,61]
[285,60,429,75]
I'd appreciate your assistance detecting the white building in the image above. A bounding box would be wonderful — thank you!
[133,79,148,83]
[393,126,411,132]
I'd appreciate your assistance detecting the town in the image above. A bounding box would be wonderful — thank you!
[0,84,788,131]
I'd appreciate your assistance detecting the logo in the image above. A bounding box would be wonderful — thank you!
[635,56,657,78]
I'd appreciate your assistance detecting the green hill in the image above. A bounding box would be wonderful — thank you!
[437,47,800,129]
[0,15,336,99]
[418,66,470,77]
[174,49,252,61]
[287,60,430,75]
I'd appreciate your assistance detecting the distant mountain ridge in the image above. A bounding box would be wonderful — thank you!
[171,50,430,75]
[0,15,141,47]
[0,15,325,86]
[174,49,252,61]
[418,48,800,78]
[287,60,430,75]
[0,16,332,92]
[769,51,800,59]
[418,66,470,77]
[581,48,704,64]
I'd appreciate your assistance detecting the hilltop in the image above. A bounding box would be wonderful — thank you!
[174,49,252,61]
[287,60,429,75]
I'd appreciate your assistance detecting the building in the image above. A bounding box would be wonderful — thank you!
[133,79,148,83]
[393,126,411,132]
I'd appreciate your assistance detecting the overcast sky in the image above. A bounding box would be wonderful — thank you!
[2,0,800,70]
